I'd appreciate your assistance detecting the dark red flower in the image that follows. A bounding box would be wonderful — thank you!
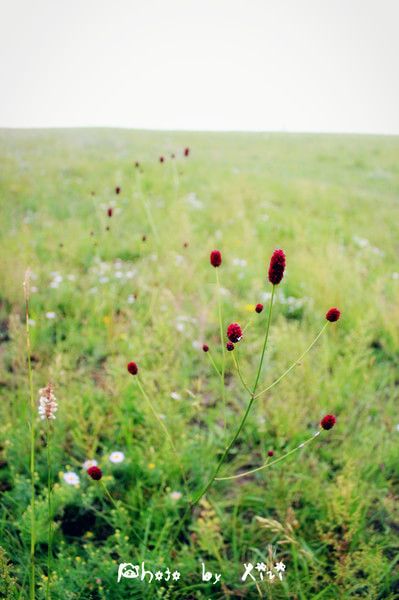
[210,250,222,267]
[142,235,147,242]
[255,303,264,313]
[107,207,113,218]
[226,341,235,351]
[227,323,242,343]
[267,450,274,457]
[184,147,190,157]
[87,466,102,480]
[135,161,140,168]
[320,414,336,430]
[127,361,138,375]
[326,307,341,322]
[115,186,121,195]
[159,156,165,163]
[268,249,286,285]
[202,344,209,352]
[171,153,175,159]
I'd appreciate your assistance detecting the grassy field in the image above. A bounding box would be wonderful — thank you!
[0,128,398,599]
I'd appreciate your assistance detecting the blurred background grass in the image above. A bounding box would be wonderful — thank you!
[0,129,398,599]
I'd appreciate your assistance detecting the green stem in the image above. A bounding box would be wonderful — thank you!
[191,285,276,505]
[100,480,119,511]
[215,430,321,480]
[135,170,159,243]
[254,322,328,399]
[135,378,188,487]
[232,352,251,395]
[46,421,52,600]
[24,276,35,600]
[207,351,222,378]
[215,269,226,428]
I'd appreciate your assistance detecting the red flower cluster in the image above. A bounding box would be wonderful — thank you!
[268,249,286,285]
[255,303,263,313]
[115,186,121,195]
[202,344,209,352]
[184,147,190,157]
[210,250,222,268]
[227,323,242,343]
[127,361,138,376]
[87,466,102,480]
[267,450,274,457]
[326,307,341,322]
[226,341,235,351]
[159,156,165,163]
[107,208,113,218]
[320,414,336,430]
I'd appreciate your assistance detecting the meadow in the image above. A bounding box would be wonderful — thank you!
[0,128,398,599]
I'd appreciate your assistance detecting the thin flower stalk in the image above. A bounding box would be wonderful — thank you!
[206,350,222,378]
[135,169,159,243]
[46,420,52,600]
[192,285,276,505]
[135,378,188,487]
[215,268,227,428]
[231,351,252,395]
[23,272,36,600]
[215,430,321,481]
[254,322,328,399]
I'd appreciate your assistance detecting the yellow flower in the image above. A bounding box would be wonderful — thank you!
[148,462,156,470]
[103,315,111,325]
[245,304,255,312]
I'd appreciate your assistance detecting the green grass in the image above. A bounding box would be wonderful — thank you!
[0,128,398,599]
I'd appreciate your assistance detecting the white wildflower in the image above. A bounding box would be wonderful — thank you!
[170,491,182,501]
[38,384,58,420]
[82,459,98,470]
[109,451,125,464]
[45,312,56,319]
[63,471,80,486]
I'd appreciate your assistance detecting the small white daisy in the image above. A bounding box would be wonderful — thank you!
[82,459,98,470]
[63,471,80,486]
[170,491,182,501]
[170,392,181,401]
[109,451,125,464]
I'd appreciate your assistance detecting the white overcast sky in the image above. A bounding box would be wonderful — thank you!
[1,0,398,133]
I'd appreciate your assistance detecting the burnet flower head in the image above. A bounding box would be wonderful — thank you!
[38,383,58,420]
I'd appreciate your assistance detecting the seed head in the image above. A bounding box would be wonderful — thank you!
[320,414,336,430]
[87,466,103,480]
[268,249,286,285]
[226,341,235,351]
[127,361,138,375]
[227,323,242,343]
[326,307,341,322]
[255,303,264,313]
[210,250,222,268]
[38,384,58,420]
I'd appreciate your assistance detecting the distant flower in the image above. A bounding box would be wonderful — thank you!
[170,491,182,501]
[127,294,136,304]
[202,344,209,352]
[28,318,36,326]
[210,249,222,267]
[226,341,235,351]
[147,462,156,470]
[170,392,181,400]
[184,147,190,157]
[267,450,274,457]
[227,323,242,343]
[63,471,80,486]
[135,161,140,168]
[268,249,286,285]
[82,459,98,470]
[127,361,138,375]
[45,312,56,319]
[159,156,165,163]
[115,186,121,194]
[255,303,264,313]
[109,451,125,464]
[320,414,336,430]
[87,466,103,480]
[107,207,113,217]
[326,307,341,322]
[171,153,175,159]
[38,384,58,420]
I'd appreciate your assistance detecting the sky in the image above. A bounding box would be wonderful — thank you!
[0,0,398,133]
